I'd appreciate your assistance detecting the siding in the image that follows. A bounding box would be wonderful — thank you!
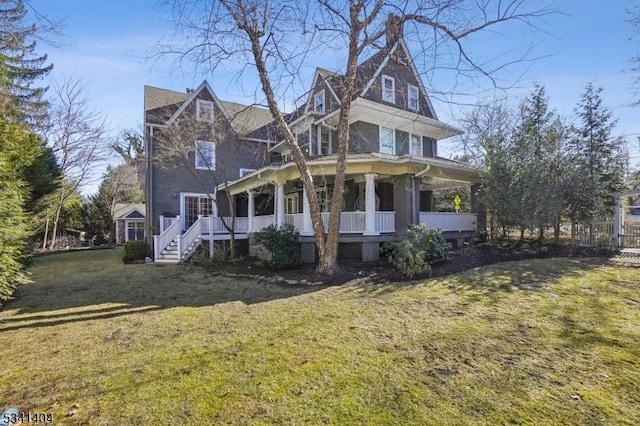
[360,45,434,118]
[148,89,270,231]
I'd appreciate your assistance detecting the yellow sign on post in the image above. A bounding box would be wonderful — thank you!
[453,195,461,213]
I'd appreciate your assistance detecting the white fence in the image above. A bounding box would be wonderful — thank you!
[419,212,477,232]
[571,220,640,248]
[571,221,614,247]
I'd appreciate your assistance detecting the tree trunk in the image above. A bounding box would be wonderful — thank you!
[538,225,544,241]
[42,217,50,250]
[553,217,561,243]
[50,206,62,249]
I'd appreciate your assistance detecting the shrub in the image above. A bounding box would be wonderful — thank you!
[383,224,450,278]
[253,224,300,269]
[123,240,150,263]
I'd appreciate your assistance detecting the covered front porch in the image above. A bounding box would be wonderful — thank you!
[153,153,483,263]
[222,153,482,236]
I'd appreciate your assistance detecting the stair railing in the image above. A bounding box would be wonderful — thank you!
[153,215,181,259]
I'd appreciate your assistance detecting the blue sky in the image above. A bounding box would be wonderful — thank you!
[34,0,640,191]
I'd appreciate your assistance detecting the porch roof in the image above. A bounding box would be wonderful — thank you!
[219,153,481,195]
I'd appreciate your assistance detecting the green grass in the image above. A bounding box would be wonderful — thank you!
[1,249,639,425]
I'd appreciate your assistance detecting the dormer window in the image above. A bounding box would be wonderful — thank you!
[314,90,325,114]
[382,75,395,103]
[408,85,419,111]
[196,99,214,122]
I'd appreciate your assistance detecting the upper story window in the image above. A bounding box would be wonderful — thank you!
[314,90,325,113]
[195,140,215,170]
[381,75,395,103]
[410,134,422,156]
[379,127,395,155]
[196,99,214,122]
[408,85,419,111]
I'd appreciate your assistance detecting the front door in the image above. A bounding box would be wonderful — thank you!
[183,194,214,229]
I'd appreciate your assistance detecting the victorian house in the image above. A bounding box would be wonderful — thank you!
[145,19,483,263]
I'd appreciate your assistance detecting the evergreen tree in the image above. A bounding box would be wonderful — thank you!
[0,116,41,302]
[511,84,568,239]
[567,83,626,221]
[84,181,114,244]
[0,0,53,126]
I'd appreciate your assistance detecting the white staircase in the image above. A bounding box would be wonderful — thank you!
[155,235,202,263]
[153,216,204,264]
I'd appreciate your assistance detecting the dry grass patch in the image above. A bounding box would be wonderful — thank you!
[0,250,638,424]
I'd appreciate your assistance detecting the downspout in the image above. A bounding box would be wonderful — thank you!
[147,125,154,249]
[415,164,431,178]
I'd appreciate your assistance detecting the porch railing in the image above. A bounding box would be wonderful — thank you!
[209,216,249,234]
[252,215,275,232]
[419,212,477,232]
[284,213,303,230]
[154,215,181,259]
[159,215,178,234]
[376,211,395,233]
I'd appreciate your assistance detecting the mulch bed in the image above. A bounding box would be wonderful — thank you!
[198,242,617,287]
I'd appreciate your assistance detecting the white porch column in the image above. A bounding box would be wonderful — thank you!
[247,190,255,233]
[275,181,285,228]
[115,220,119,244]
[302,184,313,236]
[364,173,378,235]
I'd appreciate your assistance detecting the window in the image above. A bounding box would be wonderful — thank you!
[239,168,256,177]
[195,141,215,170]
[285,193,299,214]
[408,85,419,111]
[379,127,395,155]
[196,99,214,122]
[126,221,145,242]
[320,127,332,155]
[314,90,325,113]
[410,134,422,156]
[382,75,395,103]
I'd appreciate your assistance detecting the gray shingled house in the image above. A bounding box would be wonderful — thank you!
[145,22,484,264]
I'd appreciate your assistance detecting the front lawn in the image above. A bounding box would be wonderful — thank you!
[0,249,638,424]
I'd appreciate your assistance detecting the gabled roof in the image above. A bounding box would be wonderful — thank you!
[113,203,146,220]
[144,82,273,135]
[358,39,437,119]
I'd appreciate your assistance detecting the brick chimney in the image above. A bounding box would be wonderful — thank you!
[386,14,403,47]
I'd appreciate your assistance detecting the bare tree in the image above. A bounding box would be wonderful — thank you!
[158,0,554,275]
[43,77,109,249]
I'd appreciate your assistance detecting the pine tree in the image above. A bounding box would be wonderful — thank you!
[511,84,568,239]
[0,116,41,302]
[567,83,626,221]
[0,0,53,126]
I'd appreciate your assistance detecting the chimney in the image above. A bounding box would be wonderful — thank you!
[386,14,403,47]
